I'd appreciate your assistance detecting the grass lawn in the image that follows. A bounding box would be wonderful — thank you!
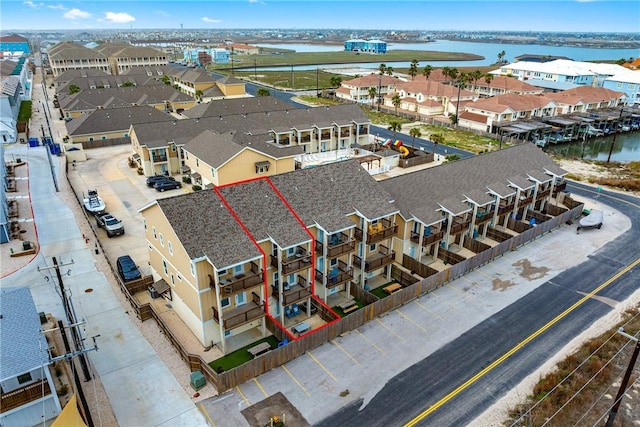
[228,69,340,91]
[366,110,413,126]
[416,123,505,154]
[295,95,342,106]
[209,335,279,372]
[331,298,365,317]
[18,100,32,122]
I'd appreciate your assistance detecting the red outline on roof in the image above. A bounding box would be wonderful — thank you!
[213,176,341,341]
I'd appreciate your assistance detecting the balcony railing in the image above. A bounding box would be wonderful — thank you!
[554,181,567,193]
[320,132,332,140]
[271,248,312,275]
[355,218,398,244]
[315,260,353,288]
[299,135,311,143]
[214,262,263,296]
[450,217,472,235]
[520,195,534,206]
[475,210,493,225]
[537,188,551,199]
[315,233,356,258]
[1,379,52,413]
[498,202,515,214]
[212,293,265,330]
[353,245,395,272]
[151,154,168,162]
[410,230,445,246]
[272,276,312,305]
[358,128,369,135]
[337,130,351,138]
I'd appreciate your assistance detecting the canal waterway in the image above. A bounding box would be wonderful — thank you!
[253,40,639,70]
[544,131,640,163]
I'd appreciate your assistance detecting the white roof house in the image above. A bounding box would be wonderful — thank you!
[603,70,640,105]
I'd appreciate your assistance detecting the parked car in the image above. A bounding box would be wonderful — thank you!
[116,255,141,282]
[154,180,182,192]
[95,212,124,237]
[146,175,175,187]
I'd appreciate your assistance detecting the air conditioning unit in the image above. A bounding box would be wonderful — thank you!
[224,286,232,293]
[148,287,159,299]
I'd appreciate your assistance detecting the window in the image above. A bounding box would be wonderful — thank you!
[234,265,244,275]
[211,167,215,177]
[159,233,164,247]
[168,241,173,255]
[273,272,279,287]
[196,159,199,167]
[177,273,182,281]
[629,83,636,90]
[88,137,94,142]
[190,262,195,277]
[162,259,168,275]
[152,226,157,239]
[101,136,107,140]
[170,273,175,285]
[369,243,377,252]
[224,330,232,337]
[235,292,246,306]
[17,372,32,384]
[221,297,230,308]
[330,258,337,266]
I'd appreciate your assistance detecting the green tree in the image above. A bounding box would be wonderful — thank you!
[391,93,401,115]
[409,127,422,148]
[431,133,445,156]
[329,76,342,87]
[386,66,394,76]
[195,89,203,101]
[162,75,171,85]
[256,88,270,97]
[68,84,80,95]
[368,86,377,106]
[497,50,506,64]
[408,59,419,80]
[122,81,135,87]
[484,73,494,85]
[387,120,402,140]
[442,67,459,85]
[378,63,387,75]
[422,65,433,80]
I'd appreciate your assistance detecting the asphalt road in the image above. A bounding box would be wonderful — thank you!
[317,182,640,427]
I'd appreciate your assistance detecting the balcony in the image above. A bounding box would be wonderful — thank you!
[277,138,291,146]
[299,135,312,143]
[536,187,551,199]
[355,218,398,244]
[212,293,265,330]
[358,128,369,135]
[151,154,168,162]
[271,248,312,275]
[498,201,515,214]
[353,245,395,272]
[320,132,332,140]
[336,130,351,138]
[214,262,263,296]
[519,194,534,206]
[475,210,493,225]
[315,260,354,288]
[450,217,472,235]
[410,230,445,246]
[315,233,356,258]
[272,276,312,305]
[1,379,52,413]
[554,181,567,193]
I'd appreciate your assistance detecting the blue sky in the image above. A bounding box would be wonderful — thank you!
[2,0,639,32]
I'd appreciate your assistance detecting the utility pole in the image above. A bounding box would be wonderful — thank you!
[316,67,319,97]
[605,328,640,427]
[606,107,625,163]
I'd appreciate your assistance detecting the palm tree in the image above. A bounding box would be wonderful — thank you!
[368,87,377,106]
[497,50,506,64]
[443,67,459,85]
[256,88,270,97]
[68,84,80,95]
[195,89,203,101]
[470,70,484,89]
[409,127,422,148]
[386,66,394,76]
[391,94,401,115]
[484,73,494,85]
[431,133,445,156]
[422,65,433,80]
[378,63,387,75]
[408,59,419,80]
[388,120,402,140]
[329,76,342,88]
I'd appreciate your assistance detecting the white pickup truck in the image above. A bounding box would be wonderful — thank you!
[95,212,125,237]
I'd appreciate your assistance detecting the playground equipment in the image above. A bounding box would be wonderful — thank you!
[383,139,410,157]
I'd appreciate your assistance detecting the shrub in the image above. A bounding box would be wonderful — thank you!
[54,364,63,377]
[137,167,144,175]
[182,176,192,184]
[57,384,69,396]
[192,184,202,191]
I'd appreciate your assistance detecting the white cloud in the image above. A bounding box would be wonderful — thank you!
[23,1,44,9]
[202,17,222,23]
[104,12,136,24]
[47,4,67,10]
[64,8,91,20]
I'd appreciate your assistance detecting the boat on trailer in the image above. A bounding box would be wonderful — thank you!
[577,209,603,233]
[83,189,106,214]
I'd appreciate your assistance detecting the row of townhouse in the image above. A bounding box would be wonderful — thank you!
[129,103,372,178]
[457,86,626,136]
[139,143,568,353]
[1,58,33,144]
[336,74,399,104]
[491,59,639,104]
[47,42,167,77]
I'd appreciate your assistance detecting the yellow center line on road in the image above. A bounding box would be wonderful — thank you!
[198,403,215,427]
[356,329,385,354]
[414,300,445,321]
[405,257,640,427]
[307,351,338,382]
[331,340,362,366]
[396,309,428,333]
[376,318,406,342]
[236,385,250,406]
[282,365,311,397]
[253,378,268,397]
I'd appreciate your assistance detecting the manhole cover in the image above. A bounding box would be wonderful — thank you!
[85,288,93,293]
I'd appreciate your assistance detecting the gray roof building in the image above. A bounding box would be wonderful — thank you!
[155,191,262,268]
[380,144,567,225]
[58,85,192,112]
[0,287,49,380]
[183,97,296,119]
[66,105,173,137]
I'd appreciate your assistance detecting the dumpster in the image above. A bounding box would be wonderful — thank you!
[43,137,53,146]
[28,138,39,147]
[50,143,61,155]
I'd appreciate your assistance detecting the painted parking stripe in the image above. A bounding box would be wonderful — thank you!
[356,329,384,354]
[307,351,337,381]
[253,378,268,398]
[282,365,311,396]
[396,309,427,333]
[413,299,445,321]
[198,403,215,427]
[236,385,250,406]
[376,318,406,342]
[331,340,362,366]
